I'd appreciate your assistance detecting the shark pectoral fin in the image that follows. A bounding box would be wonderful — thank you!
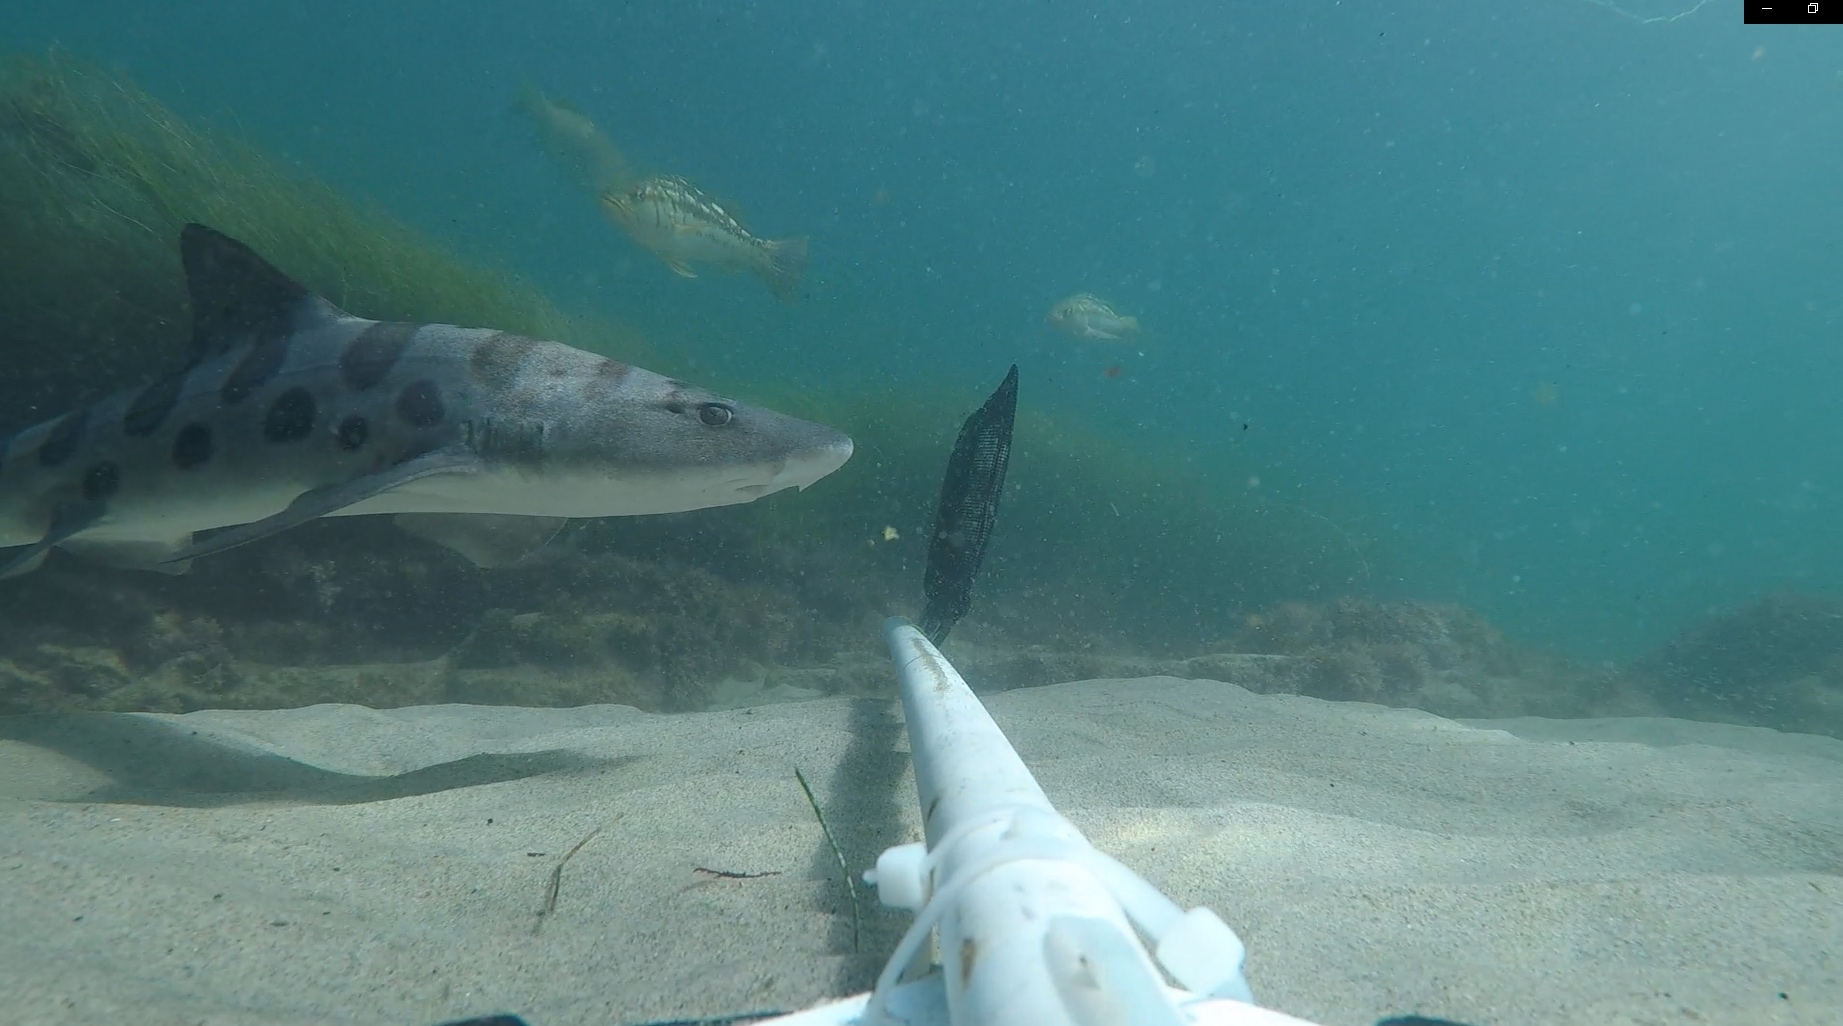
[392,513,567,569]
[0,500,107,579]
[663,258,699,278]
[162,446,484,564]
[62,535,197,575]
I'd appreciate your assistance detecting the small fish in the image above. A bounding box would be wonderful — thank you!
[600,175,809,301]
[1046,293,1141,342]
[0,224,853,578]
[514,86,636,195]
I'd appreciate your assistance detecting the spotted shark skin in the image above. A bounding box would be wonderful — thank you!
[0,224,854,577]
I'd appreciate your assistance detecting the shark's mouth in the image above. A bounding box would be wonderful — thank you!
[732,437,855,499]
[762,437,855,496]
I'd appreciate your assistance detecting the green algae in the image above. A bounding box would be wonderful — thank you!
[0,51,653,425]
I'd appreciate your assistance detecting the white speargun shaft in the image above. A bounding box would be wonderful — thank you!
[850,618,1322,1026]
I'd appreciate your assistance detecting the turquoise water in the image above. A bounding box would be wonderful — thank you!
[3,8,1841,1025]
[2,0,1836,660]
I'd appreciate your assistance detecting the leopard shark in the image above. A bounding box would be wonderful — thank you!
[0,224,854,577]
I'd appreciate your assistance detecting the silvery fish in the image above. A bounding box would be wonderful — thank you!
[0,224,854,578]
[600,175,809,302]
[1046,293,1142,342]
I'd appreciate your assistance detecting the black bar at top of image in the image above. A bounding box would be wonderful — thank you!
[1747,0,1843,23]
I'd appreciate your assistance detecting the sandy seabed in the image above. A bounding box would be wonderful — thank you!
[1,675,1837,1026]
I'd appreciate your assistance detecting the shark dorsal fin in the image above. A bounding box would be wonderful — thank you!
[180,224,347,361]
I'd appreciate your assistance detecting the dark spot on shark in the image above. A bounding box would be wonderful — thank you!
[38,407,88,467]
[82,461,120,502]
[468,332,537,387]
[173,423,213,468]
[336,414,369,451]
[123,372,186,437]
[220,334,292,406]
[339,321,417,391]
[580,358,631,399]
[395,380,445,428]
[263,387,317,443]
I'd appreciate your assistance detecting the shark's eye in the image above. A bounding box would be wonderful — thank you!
[698,402,734,427]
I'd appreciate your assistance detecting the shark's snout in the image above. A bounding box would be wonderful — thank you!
[788,436,855,490]
[743,435,853,498]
